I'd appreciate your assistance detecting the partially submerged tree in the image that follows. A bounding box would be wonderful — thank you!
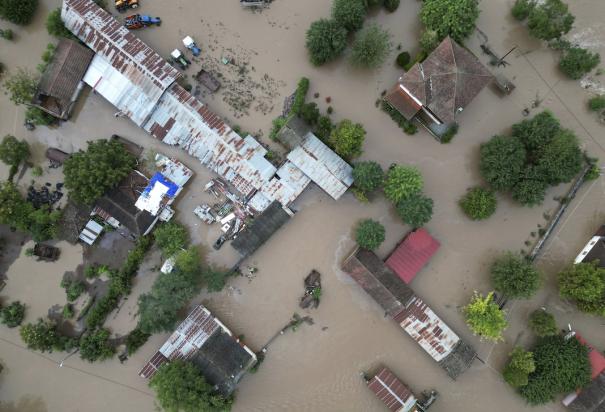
[355,219,385,250]
[527,0,574,41]
[332,0,366,32]
[352,161,383,195]
[479,135,526,192]
[3,68,38,105]
[305,19,347,66]
[383,0,399,12]
[559,47,601,80]
[19,318,68,352]
[511,0,535,21]
[395,193,433,228]
[149,360,233,412]
[79,329,115,362]
[0,0,39,25]
[329,120,365,160]
[420,0,480,43]
[464,291,507,342]
[459,187,497,220]
[503,346,536,388]
[528,309,558,337]
[201,266,233,293]
[350,24,392,69]
[154,222,189,257]
[46,7,73,38]
[63,139,135,204]
[383,165,423,203]
[0,135,30,172]
[491,252,540,299]
[558,261,605,315]
[1,301,25,327]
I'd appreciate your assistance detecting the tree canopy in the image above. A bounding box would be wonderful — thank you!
[305,19,347,66]
[19,318,76,353]
[154,222,189,257]
[383,165,423,203]
[520,335,591,404]
[528,309,558,337]
[479,135,526,192]
[395,193,433,228]
[503,346,536,388]
[332,0,366,32]
[3,68,38,105]
[350,24,392,68]
[329,119,365,160]
[79,329,115,362]
[0,135,29,169]
[420,0,479,43]
[464,291,507,342]
[46,8,73,38]
[149,360,233,412]
[63,139,135,204]
[355,219,385,250]
[559,47,601,80]
[527,0,574,41]
[558,261,605,315]
[352,161,383,195]
[459,187,497,220]
[491,253,540,299]
[0,0,39,25]
[1,301,25,328]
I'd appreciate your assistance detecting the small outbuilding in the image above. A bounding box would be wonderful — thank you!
[574,225,605,268]
[385,228,440,284]
[366,367,418,412]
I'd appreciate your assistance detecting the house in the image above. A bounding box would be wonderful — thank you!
[366,367,418,412]
[342,247,476,379]
[385,228,441,284]
[384,37,493,137]
[139,305,257,396]
[563,335,605,411]
[31,38,94,120]
[574,225,605,267]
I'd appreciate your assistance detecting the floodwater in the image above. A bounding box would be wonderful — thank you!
[1,0,605,411]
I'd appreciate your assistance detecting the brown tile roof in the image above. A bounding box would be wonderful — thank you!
[33,38,94,119]
[367,367,417,412]
[396,37,493,124]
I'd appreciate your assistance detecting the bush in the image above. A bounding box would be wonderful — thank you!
[420,0,479,43]
[1,301,25,327]
[503,347,536,388]
[202,266,233,293]
[290,77,310,115]
[125,327,151,355]
[535,129,583,185]
[314,116,333,142]
[558,261,605,315]
[20,319,62,352]
[419,29,440,54]
[299,102,320,125]
[459,187,497,220]
[332,0,366,32]
[31,165,43,177]
[63,280,86,302]
[491,252,540,298]
[527,0,574,41]
[383,165,423,203]
[479,135,526,191]
[528,309,558,337]
[355,219,385,250]
[305,19,347,66]
[511,110,560,152]
[79,329,115,362]
[154,222,188,257]
[46,8,72,38]
[559,47,600,80]
[269,116,287,141]
[352,161,384,194]
[381,101,418,134]
[350,24,392,69]
[439,123,458,143]
[511,172,547,206]
[25,106,56,126]
[396,51,410,68]
[329,119,365,160]
[589,95,605,111]
[464,291,507,342]
[585,164,600,181]
[85,265,99,279]
[0,135,29,169]
[511,0,535,21]
[0,28,13,40]
[383,0,400,12]
[62,304,74,319]
[395,193,434,228]
[0,0,39,25]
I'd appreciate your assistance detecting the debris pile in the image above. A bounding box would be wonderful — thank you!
[299,270,322,309]
[27,183,64,208]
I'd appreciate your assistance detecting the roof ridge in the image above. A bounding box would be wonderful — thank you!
[449,38,458,119]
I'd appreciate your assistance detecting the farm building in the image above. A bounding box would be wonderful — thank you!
[574,225,605,268]
[385,37,493,136]
[366,367,418,412]
[31,38,94,120]
[342,247,476,379]
[385,228,440,284]
[139,305,256,396]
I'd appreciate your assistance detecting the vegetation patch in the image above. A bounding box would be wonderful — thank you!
[459,187,497,220]
[491,252,540,299]
[463,291,507,342]
[355,219,385,250]
[381,101,418,135]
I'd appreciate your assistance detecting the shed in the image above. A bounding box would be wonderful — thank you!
[385,228,441,284]
[367,367,417,412]
[32,38,94,120]
[78,219,103,245]
[231,201,291,258]
[575,225,605,268]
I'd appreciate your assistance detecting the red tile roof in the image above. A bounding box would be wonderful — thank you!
[385,229,440,284]
[577,334,605,380]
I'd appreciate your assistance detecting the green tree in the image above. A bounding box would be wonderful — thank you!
[154,222,189,257]
[491,252,540,298]
[503,347,536,388]
[79,329,115,362]
[46,8,72,38]
[459,187,497,220]
[314,116,333,142]
[332,0,366,32]
[419,29,440,54]
[329,119,365,160]
[511,168,548,207]
[536,129,583,185]
[396,193,433,228]
[512,111,560,152]
[1,301,25,327]
[479,135,526,191]
[63,280,86,302]
[0,135,29,169]
[512,0,535,21]
[383,0,400,12]
[25,106,56,126]
[149,360,233,412]
[527,0,574,41]
[589,95,605,111]
[63,139,135,204]
[28,207,61,241]
[350,24,392,69]
[528,309,558,337]
[420,0,479,43]
[0,0,38,25]
[559,47,601,80]
[396,51,410,68]
[0,182,33,232]
[305,19,347,66]
[383,165,423,203]
[353,161,383,194]
[19,319,59,352]
[202,266,233,293]
[464,291,507,342]
[355,219,385,250]
[558,262,605,314]
[125,327,151,356]
[3,68,38,105]
[520,335,590,404]
[299,102,320,125]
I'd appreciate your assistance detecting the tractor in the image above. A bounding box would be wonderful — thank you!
[115,0,139,13]
[124,14,161,30]
[170,49,190,70]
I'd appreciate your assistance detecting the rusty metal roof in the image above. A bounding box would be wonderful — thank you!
[367,367,417,412]
[62,0,180,125]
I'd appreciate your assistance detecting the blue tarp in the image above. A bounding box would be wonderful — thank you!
[143,172,179,198]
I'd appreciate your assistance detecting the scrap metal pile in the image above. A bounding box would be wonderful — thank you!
[27,183,64,208]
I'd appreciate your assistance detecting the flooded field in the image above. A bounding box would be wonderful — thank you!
[1,0,605,411]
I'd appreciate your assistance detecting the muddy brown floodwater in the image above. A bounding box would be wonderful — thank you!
[2,0,605,411]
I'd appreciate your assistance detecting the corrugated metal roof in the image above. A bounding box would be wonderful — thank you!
[155,154,194,187]
[394,296,459,362]
[287,133,353,200]
[385,229,440,284]
[62,0,180,126]
[367,367,417,412]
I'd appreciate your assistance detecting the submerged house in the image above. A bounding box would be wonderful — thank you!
[342,247,476,379]
[366,367,418,412]
[564,335,605,411]
[31,38,94,120]
[385,228,441,284]
[384,37,493,138]
[574,225,605,267]
[139,304,257,396]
